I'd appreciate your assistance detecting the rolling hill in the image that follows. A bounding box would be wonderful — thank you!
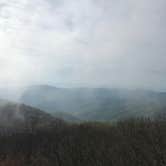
[20,85,166,121]
[0,99,65,130]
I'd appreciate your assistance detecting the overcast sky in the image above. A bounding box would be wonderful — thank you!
[0,0,166,90]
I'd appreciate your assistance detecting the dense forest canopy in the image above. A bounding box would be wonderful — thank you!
[0,101,165,166]
[0,117,165,166]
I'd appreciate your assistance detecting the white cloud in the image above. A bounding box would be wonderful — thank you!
[0,0,166,90]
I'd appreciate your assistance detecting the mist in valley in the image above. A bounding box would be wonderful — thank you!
[0,0,166,165]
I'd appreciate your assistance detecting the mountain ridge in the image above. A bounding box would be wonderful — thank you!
[20,85,166,121]
[0,99,65,130]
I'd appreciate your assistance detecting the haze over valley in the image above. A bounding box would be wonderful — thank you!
[0,0,166,165]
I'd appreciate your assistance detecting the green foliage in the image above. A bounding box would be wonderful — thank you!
[0,118,166,166]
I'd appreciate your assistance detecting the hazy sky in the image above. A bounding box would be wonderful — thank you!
[0,0,166,90]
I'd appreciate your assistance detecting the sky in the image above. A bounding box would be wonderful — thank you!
[0,0,166,90]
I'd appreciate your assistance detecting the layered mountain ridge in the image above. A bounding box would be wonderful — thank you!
[20,85,166,121]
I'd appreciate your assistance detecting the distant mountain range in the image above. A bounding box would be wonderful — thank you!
[20,85,166,121]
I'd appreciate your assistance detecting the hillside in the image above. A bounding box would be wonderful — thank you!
[21,85,166,121]
[0,100,65,130]
[52,112,80,122]
[0,118,165,166]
